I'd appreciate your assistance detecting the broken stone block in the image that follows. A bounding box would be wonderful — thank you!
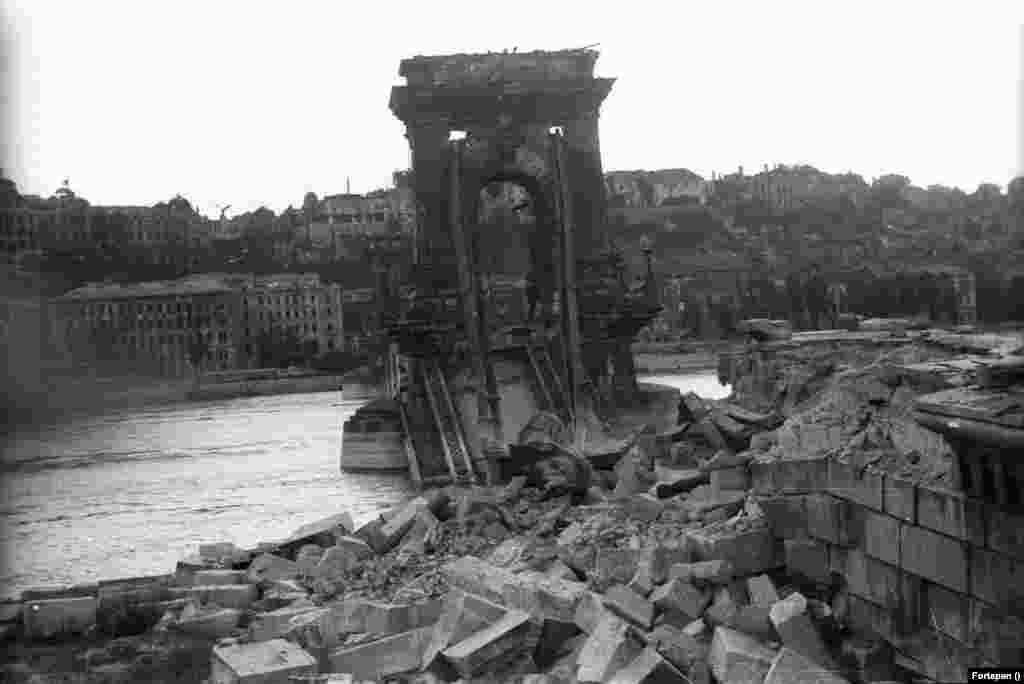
[595,547,641,588]
[747,575,780,606]
[649,544,693,584]
[313,538,373,583]
[573,591,612,635]
[169,584,258,611]
[604,585,655,630]
[650,579,711,624]
[612,646,690,683]
[730,604,777,640]
[622,494,665,523]
[397,509,440,556]
[769,592,833,668]
[667,560,734,586]
[708,626,777,684]
[283,512,356,548]
[295,545,325,575]
[22,596,98,640]
[247,553,300,585]
[690,523,781,575]
[546,559,578,582]
[421,590,507,671]
[576,615,645,684]
[650,468,707,499]
[442,609,539,678]
[647,623,707,673]
[627,564,654,597]
[210,638,317,684]
[533,618,582,669]
[682,618,706,637]
[173,606,241,639]
[192,569,247,586]
[249,602,319,642]
[328,626,432,679]
[764,647,850,684]
[443,557,587,623]
[363,497,431,553]
[711,465,750,494]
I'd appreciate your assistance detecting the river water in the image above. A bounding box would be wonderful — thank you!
[0,371,729,598]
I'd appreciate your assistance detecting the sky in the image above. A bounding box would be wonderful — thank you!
[2,1,1023,219]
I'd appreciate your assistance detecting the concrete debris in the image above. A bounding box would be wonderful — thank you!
[610,645,690,684]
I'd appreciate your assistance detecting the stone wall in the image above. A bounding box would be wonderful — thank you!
[755,455,1024,681]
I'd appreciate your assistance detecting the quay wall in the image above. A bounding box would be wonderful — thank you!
[725,333,1024,681]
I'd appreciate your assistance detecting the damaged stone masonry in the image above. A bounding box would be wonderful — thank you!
[4,50,1024,684]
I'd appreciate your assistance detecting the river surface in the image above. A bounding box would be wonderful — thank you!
[0,371,729,598]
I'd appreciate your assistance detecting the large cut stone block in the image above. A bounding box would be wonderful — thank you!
[442,609,539,678]
[650,580,710,624]
[169,584,258,610]
[575,615,645,684]
[363,497,429,553]
[746,575,780,606]
[281,512,355,549]
[970,547,1024,604]
[758,495,808,539]
[806,494,854,546]
[443,556,587,622]
[210,639,317,684]
[573,591,613,635]
[988,507,1024,561]
[313,537,374,582]
[849,508,901,566]
[249,603,319,642]
[708,626,776,684]
[328,627,432,680]
[769,592,832,668]
[667,560,734,586]
[603,585,655,630]
[828,459,883,511]
[900,524,968,593]
[611,646,690,684]
[690,524,780,575]
[22,597,97,640]
[916,483,986,546]
[883,473,917,524]
[420,590,506,670]
[764,647,850,684]
[247,554,299,584]
[193,570,247,586]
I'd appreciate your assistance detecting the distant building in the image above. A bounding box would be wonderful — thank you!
[51,272,344,377]
[605,169,707,208]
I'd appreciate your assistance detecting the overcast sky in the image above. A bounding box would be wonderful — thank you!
[2,1,1022,218]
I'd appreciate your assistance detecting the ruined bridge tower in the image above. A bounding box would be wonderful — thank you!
[385,49,660,485]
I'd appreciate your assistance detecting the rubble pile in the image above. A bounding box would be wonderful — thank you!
[5,326,1022,683]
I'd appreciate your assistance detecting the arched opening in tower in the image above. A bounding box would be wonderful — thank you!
[474,179,555,328]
